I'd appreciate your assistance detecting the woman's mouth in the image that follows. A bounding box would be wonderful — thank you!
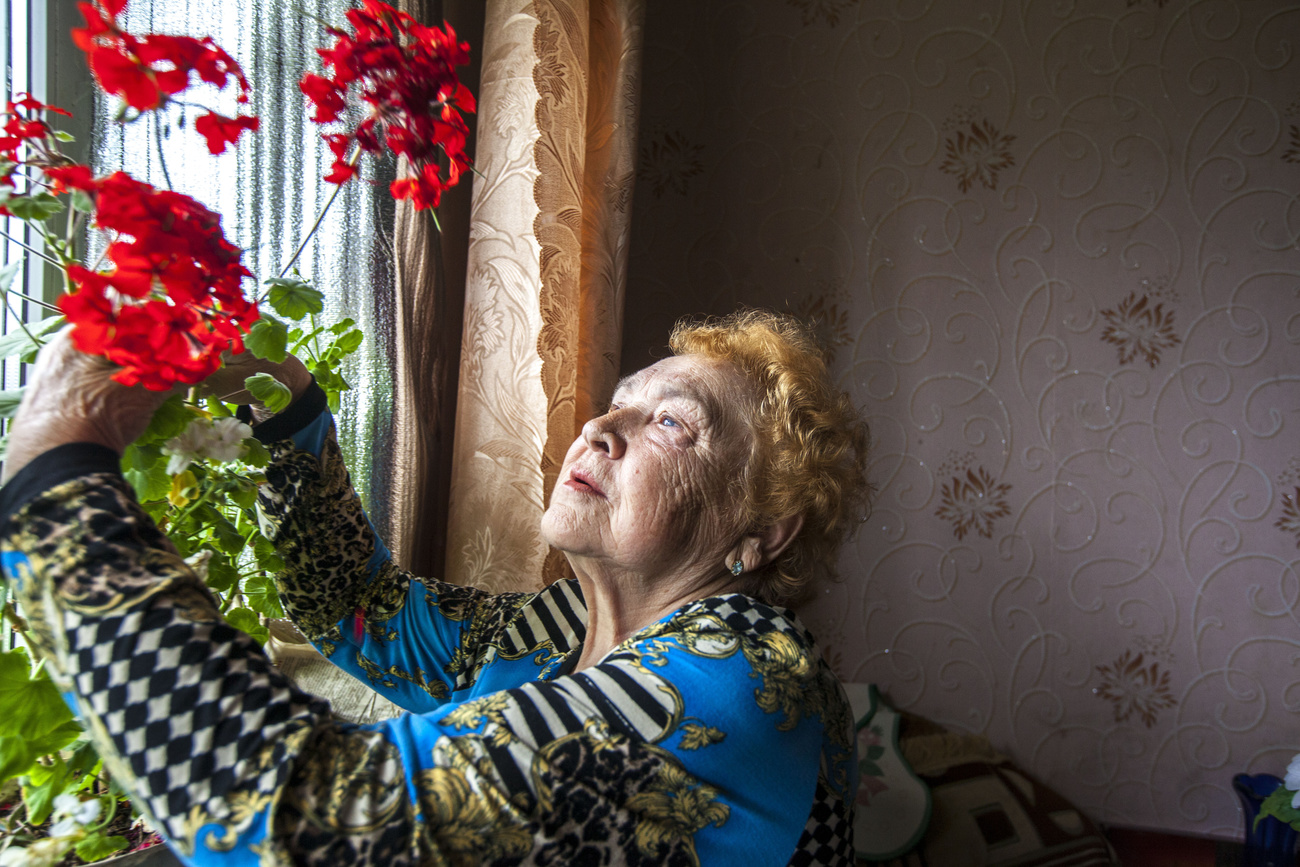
[565,470,605,497]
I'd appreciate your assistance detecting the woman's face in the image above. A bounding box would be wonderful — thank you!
[541,354,756,580]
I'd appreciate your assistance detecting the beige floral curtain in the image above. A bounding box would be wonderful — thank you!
[441,0,645,591]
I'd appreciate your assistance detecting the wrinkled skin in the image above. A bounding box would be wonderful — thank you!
[2,328,175,483]
[541,355,764,667]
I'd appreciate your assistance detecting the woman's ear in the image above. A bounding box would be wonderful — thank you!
[729,513,805,573]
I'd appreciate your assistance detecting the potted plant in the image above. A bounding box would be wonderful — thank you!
[0,1,473,863]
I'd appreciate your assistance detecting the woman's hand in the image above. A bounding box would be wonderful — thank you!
[2,328,179,482]
[201,349,312,408]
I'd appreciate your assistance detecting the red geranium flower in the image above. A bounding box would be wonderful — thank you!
[43,164,97,193]
[56,171,258,390]
[194,112,261,155]
[300,0,474,211]
[72,0,258,152]
[0,96,78,200]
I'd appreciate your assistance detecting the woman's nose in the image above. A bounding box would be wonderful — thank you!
[582,412,627,459]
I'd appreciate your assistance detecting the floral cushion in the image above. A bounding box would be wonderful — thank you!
[843,684,932,860]
[856,706,1120,867]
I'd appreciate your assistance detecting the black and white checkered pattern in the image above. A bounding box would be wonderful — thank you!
[67,594,329,832]
[696,593,808,642]
[788,777,855,866]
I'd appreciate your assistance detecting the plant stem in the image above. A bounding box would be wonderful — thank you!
[0,229,62,268]
[274,145,363,284]
[1,602,41,664]
[154,115,174,191]
[0,278,62,314]
[3,295,41,346]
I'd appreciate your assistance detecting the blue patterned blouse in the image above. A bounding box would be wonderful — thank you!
[0,381,856,866]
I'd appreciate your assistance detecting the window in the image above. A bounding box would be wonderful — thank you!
[0,0,90,394]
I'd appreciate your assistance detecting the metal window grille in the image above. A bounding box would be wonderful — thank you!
[0,0,50,395]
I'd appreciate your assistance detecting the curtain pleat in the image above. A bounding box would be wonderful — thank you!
[442,0,643,591]
[388,0,483,576]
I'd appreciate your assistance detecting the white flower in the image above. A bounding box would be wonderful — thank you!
[163,419,212,474]
[54,792,100,825]
[0,835,74,867]
[1288,753,1300,808]
[206,417,253,462]
[162,417,253,474]
[48,818,79,837]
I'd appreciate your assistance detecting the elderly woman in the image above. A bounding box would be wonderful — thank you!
[0,309,869,866]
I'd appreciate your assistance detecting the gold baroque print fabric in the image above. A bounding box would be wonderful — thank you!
[0,430,856,864]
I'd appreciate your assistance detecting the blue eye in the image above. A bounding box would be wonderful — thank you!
[660,415,679,428]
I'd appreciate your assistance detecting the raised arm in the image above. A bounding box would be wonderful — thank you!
[244,379,573,711]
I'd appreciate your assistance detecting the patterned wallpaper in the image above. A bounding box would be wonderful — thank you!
[622,0,1300,838]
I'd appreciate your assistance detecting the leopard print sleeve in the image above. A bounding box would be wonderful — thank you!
[251,392,569,713]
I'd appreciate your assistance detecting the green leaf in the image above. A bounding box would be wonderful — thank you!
[52,130,76,143]
[122,446,171,503]
[245,316,288,362]
[265,277,324,320]
[329,317,357,334]
[0,259,22,296]
[228,478,259,508]
[1256,785,1300,832]
[22,754,70,825]
[224,607,269,644]
[70,189,95,214]
[64,737,100,777]
[137,394,199,446]
[310,362,350,398]
[0,649,75,739]
[5,192,64,221]
[0,315,63,361]
[0,389,23,419]
[244,373,292,413]
[333,329,364,354]
[0,734,37,781]
[211,512,246,558]
[123,442,162,472]
[253,535,284,572]
[24,719,82,759]
[242,573,283,619]
[76,834,129,862]
[241,438,271,469]
[205,552,239,594]
[193,502,223,529]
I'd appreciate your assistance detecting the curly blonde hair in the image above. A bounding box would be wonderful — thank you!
[669,309,871,603]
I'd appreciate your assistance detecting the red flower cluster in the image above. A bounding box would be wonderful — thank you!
[56,170,258,390]
[0,95,69,191]
[300,0,474,211]
[72,0,259,154]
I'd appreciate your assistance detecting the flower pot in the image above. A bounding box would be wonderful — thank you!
[1233,773,1300,867]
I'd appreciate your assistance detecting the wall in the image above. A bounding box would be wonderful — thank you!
[623,0,1300,837]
